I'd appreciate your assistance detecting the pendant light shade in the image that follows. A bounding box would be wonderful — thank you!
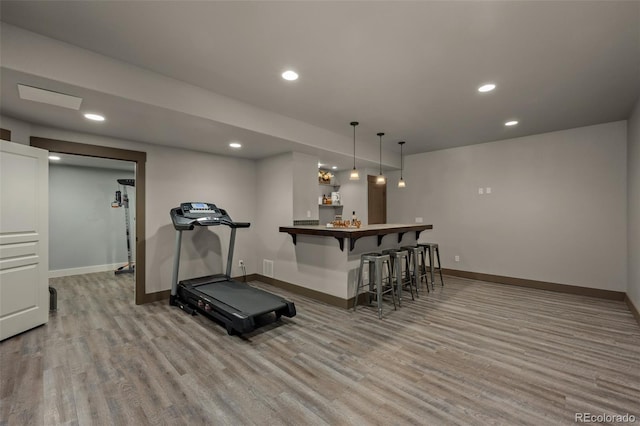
[398,141,406,188]
[376,132,386,185]
[349,121,360,181]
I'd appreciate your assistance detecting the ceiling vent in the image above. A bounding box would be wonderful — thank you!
[17,84,83,110]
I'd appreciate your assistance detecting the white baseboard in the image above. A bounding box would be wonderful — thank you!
[49,262,127,278]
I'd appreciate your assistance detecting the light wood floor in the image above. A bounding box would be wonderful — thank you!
[1,272,639,425]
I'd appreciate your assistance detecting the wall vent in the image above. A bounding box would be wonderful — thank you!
[263,259,274,278]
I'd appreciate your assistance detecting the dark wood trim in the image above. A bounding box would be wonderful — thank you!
[625,295,640,327]
[31,137,146,163]
[30,137,150,305]
[442,268,626,301]
[252,274,350,309]
[0,128,11,141]
[143,290,170,303]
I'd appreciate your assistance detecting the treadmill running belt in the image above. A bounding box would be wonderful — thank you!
[195,280,287,316]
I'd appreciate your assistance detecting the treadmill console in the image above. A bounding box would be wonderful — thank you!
[170,202,250,230]
[181,202,223,219]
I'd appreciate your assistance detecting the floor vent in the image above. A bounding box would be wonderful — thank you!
[263,259,274,278]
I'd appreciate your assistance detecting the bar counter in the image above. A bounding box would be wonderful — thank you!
[279,223,433,251]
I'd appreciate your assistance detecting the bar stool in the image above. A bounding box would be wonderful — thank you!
[401,245,429,293]
[418,242,444,289]
[382,248,415,305]
[354,252,396,319]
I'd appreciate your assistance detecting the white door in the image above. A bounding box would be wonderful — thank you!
[0,140,49,341]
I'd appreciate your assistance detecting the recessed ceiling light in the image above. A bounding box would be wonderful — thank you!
[505,120,519,126]
[282,70,299,81]
[229,142,242,148]
[84,113,105,121]
[332,166,337,170]
[478,83,496,93]
[48,155,61,161]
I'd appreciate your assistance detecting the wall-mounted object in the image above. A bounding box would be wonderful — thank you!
[318,170,332,184]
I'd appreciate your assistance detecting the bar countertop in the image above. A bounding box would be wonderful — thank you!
[279,223,433,251]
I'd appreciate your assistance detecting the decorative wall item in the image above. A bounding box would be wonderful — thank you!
[318,170,332,184]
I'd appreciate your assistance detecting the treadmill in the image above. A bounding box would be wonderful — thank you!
[170,202,296,335]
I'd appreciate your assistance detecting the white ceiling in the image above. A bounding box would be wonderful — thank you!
[1,1,639,169]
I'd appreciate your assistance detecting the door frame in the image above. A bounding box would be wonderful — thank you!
[30,137,153,305]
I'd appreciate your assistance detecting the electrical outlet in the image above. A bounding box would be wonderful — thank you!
[486,187,492,194]
[415,217,423,223]
[478,187,484,195]
[454,255,460,262]
[238,259,245,267]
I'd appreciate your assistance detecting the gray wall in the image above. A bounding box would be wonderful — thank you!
[255,153,293,276]
[49,164,135,272]
[388,121,628,291]
[3,114,635,297]
[628,99,640,308]
[30,125,258,294]
[292,152,319,222]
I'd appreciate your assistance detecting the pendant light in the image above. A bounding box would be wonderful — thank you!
[349,121,360,180]
[376,132,386,184]
[398,141,406,188]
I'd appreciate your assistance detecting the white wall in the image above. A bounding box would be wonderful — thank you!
[30,125,258,294]
[628,99,640,308]
[388,121,628,291]
[49,164,135,274]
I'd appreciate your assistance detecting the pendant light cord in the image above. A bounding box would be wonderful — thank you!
[351,121,358,169]
[400,141,404,179]
[377,132,384,174]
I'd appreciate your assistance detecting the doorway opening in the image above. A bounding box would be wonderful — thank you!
[48,153,136,278]
[367,175,387,225]
[30,137,150,304]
